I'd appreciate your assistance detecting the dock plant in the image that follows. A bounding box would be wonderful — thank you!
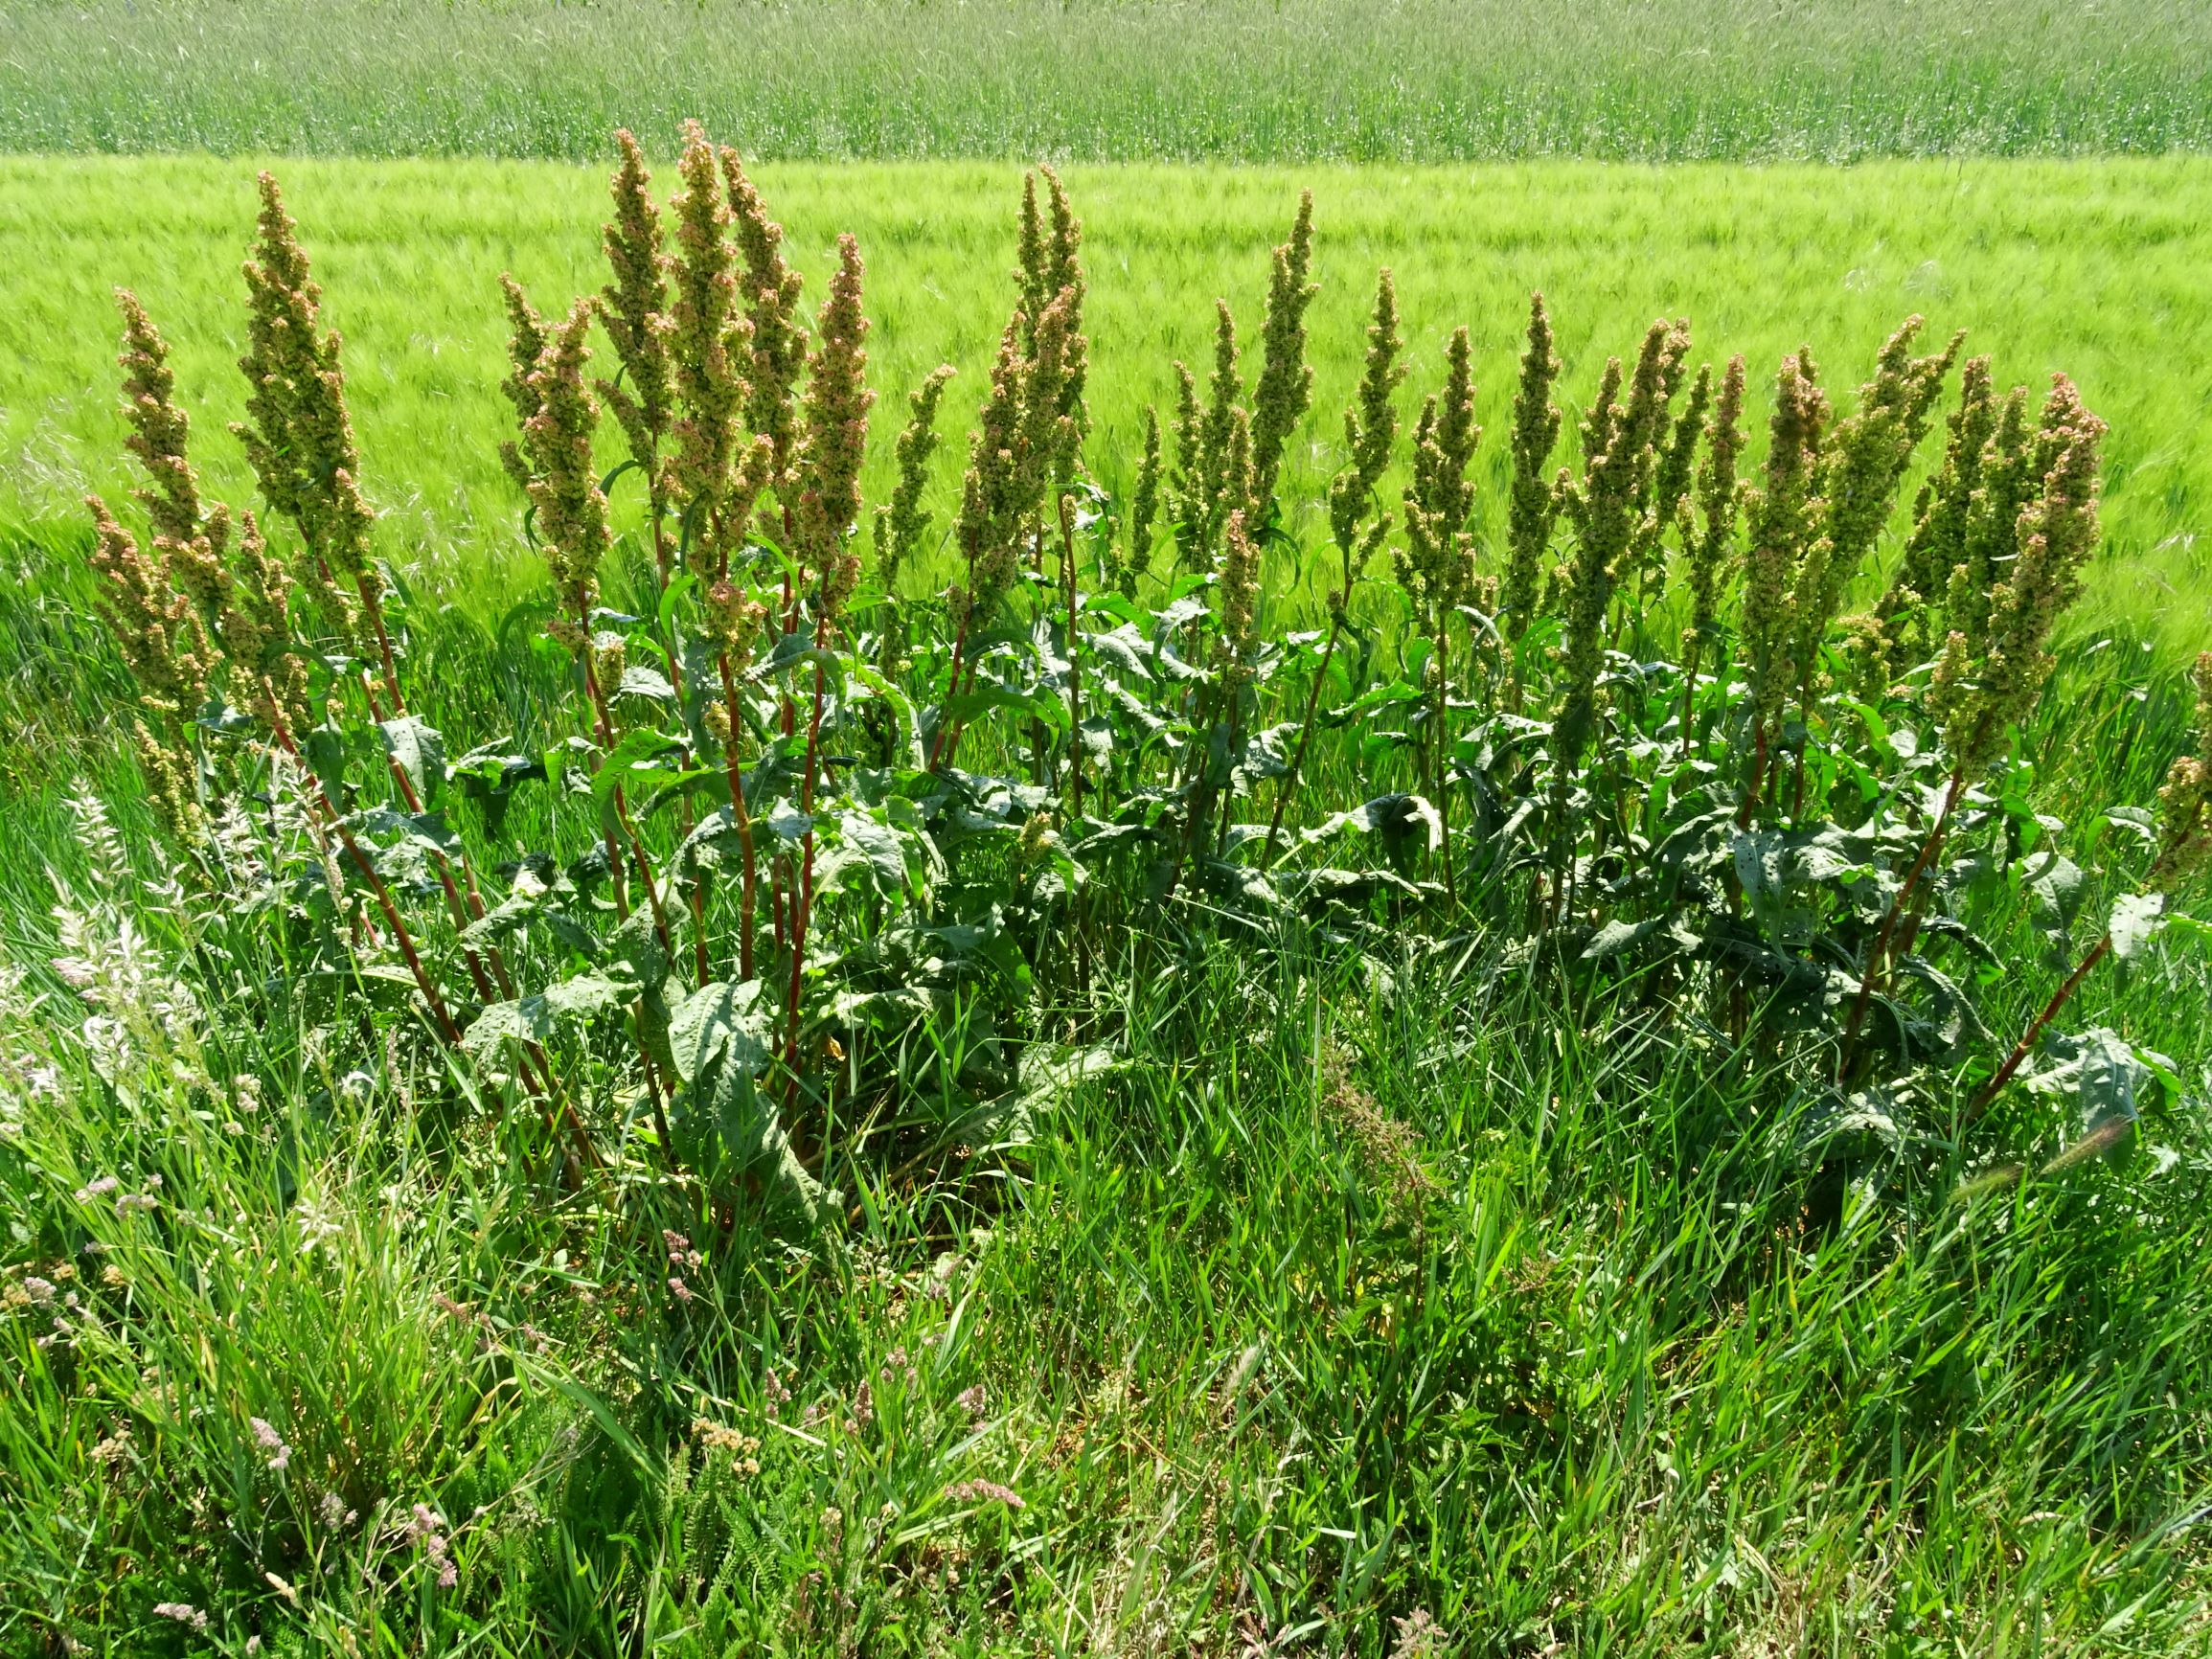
[61,130,2207,1249]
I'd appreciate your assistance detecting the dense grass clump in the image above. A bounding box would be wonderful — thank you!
[3,134,2211,1654]
[2,0,2209,164]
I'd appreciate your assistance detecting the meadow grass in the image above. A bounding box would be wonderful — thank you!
[5,83,2212,1657]
[1,0,2207,165]
[9,806,2209,1652]
[5,154,2211,656]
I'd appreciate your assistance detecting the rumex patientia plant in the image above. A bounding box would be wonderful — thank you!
[73,129,2208,1234]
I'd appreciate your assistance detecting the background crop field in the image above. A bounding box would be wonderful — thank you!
[7,153,2212,654]
[2,0,2207,163]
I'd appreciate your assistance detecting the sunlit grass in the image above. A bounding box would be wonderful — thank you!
[2,0,2206,163]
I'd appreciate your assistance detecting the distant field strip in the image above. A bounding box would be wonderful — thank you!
[1,0,2207,163]
[2,154,2208,650]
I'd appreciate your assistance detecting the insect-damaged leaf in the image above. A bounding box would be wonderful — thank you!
[1303,793,1443,858]
[379,715,446,806]
[2026,1026,2163,1171]
[448,742,546,838]
[2109,891,2167,963]
[1582,916,1671,962]
[461,972,628,1059]
[614,665,677,704]
[2024,852,2087,956]
[668,978,775,1086]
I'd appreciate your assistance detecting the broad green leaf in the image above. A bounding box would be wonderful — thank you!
[2025,852,2087,943]
[379,715,446,806]
[461,972,626,1059]
[2109,890,2166,961]
[668,979,773,1085]
[615,665,677,703]
[1583,917,1668,961]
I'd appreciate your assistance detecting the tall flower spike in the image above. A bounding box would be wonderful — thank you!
[2149,653,2212,888]
[874,364,955,594]
[669,123,745,562]
[235,172,376,593]
[954,313,1029,620]
[1124,404,1163,596]
[1501,292,1562,639]
[116,289,202,548]
[722,144,808,489]
[1952,377,2104,773]
[598,129,675,551]
[1739,349,1829,739]
[1014,287,1076,526]
[521,299,614,652]
[1217,509,1262,680]
[1550,327,1669,784]
[222,510,310,735]
[84,494,212,720]
[1016,172,1048,348]
[1947,383,2033,647]
[1325,267,1405,586]
[496,276,550,494]
[1884,353,1996,651]
[1396,326,1481,625]
[114,291,235,631]
[1039,167,1088,486]
[1684,354,1747,656]
[1182,299,1244,560]
[794,233,875,619]
[1639,358,1711,589]
[1786,318,1961,693]
[1247,190,1317,525]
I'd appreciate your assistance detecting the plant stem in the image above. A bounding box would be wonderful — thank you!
[267,720,461,1050]
[1060,495,1085,825]
[716,652,760,983]
[1262,610,1342,870]
[1971,932,2112,1115]
[1836,768,1966,1078]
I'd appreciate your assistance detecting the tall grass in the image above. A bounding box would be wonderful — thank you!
[2,0,2208,163]
[6,155,2211,657]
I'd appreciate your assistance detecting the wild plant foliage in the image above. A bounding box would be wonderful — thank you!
[77,129,2210,1228]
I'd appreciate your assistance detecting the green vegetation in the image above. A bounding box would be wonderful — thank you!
[3,0,2208,163]
[2,136,2209,1657]
[7,154,2212,659]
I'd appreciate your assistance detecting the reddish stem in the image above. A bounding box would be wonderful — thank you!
[1262,611,1343,870]
[716,652,761,983]
[1836,769,1966,1077]
[268,721,461,1049]
[1971,933,2112,1116]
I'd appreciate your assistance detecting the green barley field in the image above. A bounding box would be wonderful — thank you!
[3,0,2209,162]
[4,9,2212,1656]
